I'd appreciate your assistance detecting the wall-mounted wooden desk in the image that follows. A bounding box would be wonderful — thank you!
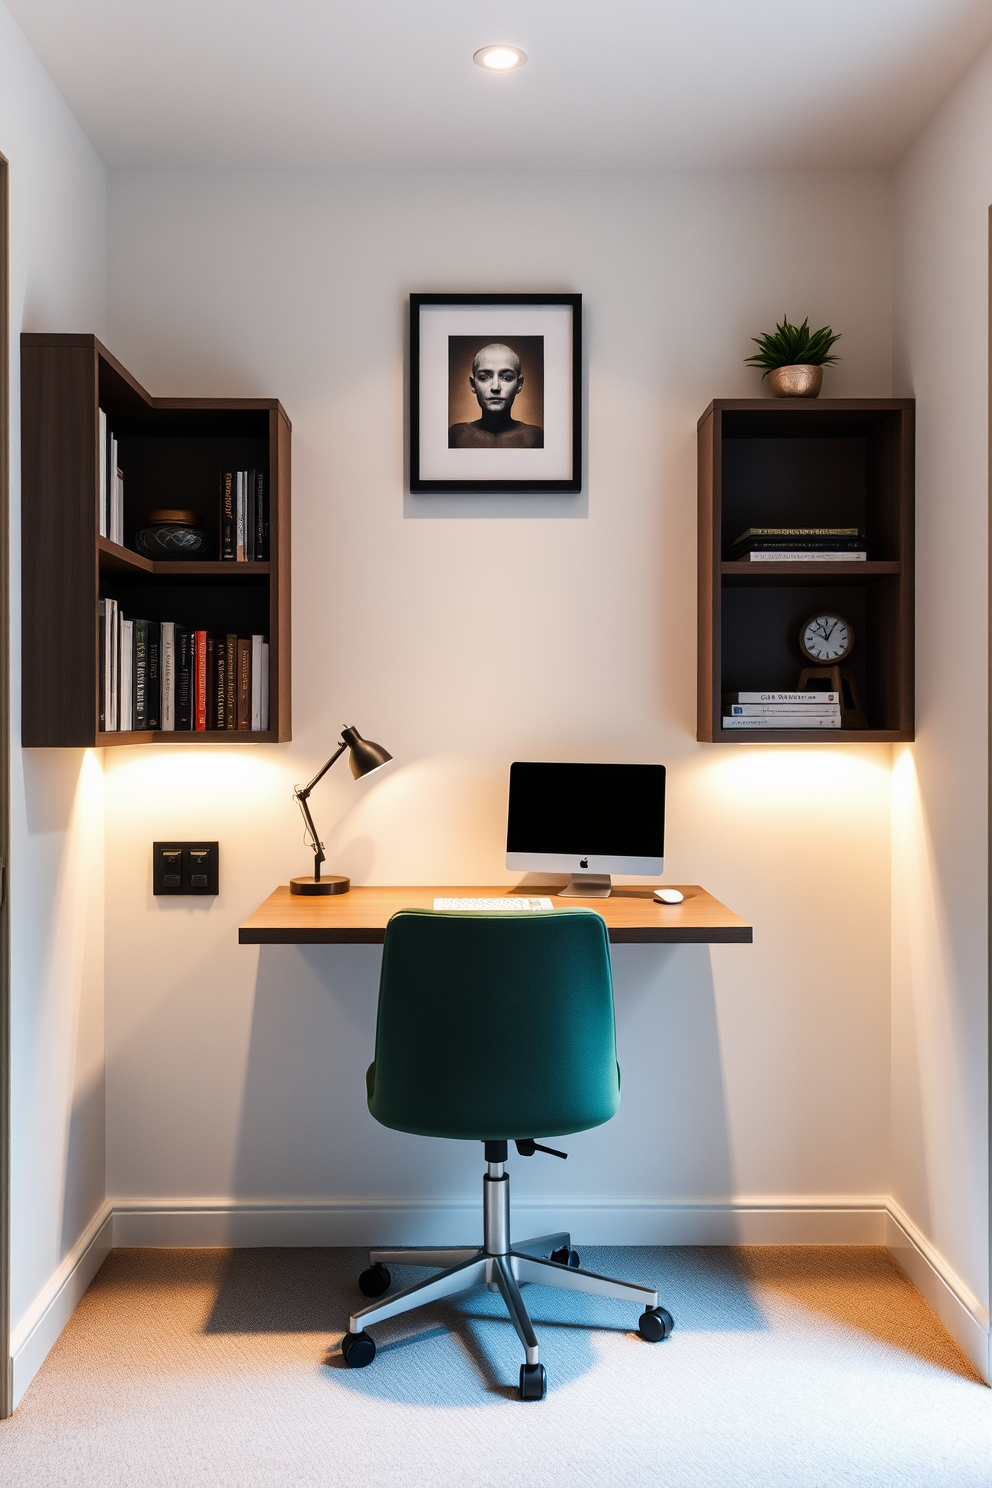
[239,885,752,946]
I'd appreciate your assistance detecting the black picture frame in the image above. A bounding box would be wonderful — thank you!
[409,292,582,494]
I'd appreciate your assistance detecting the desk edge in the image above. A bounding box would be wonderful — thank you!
[239,926,753,946]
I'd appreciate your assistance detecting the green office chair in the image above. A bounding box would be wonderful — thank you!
[340,909,674,1401]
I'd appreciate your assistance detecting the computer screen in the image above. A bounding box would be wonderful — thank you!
[505,761,666,888]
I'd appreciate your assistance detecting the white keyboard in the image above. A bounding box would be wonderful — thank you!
[433,897,555,913]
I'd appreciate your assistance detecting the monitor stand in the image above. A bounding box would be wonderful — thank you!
[559,873,612,899]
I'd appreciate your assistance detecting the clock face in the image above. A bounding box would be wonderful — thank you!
[800,613,854,663]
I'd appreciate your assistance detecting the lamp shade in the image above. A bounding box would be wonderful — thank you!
[342,726,392,779]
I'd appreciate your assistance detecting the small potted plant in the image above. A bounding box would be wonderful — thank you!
[745,316,841,398]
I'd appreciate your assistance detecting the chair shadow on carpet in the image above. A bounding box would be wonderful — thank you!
[204,1246,768,1405]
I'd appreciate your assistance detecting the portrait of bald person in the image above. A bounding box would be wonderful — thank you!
[448,342,544,449]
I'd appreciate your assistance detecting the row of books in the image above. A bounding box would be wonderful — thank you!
[729,527,866,562]
[220,470,269,561]
[722,691,842,730]
[99,599,269,732]
[97,409,124,545]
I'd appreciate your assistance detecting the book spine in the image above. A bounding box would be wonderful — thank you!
[106,419,115,541]
[734,541,862,553]
[176,628,192,729]
[728,705,841,717]
[194,630,207,731]
[260,642,269,730]
[110,435,117,542]
[109,600,119,731]
[220,471,235,561]
[161,622,175,731]
[741,551,866,563]
[146,622,161,730]
[222,634,236,728]
[733,527,860,542]
[110,436,122,544]
[99,601,107,730]
[214,636,227,730]
[722,716,842,729]
[251,634,263,729]
[207,635,218,729]
[98,411,108,538]
[246,469,256,563]
[726,691,840,704]
[120,619,134,731]
[133,619,148,729]
[236,471,245,562]
[237,638,251,730]
[256,471,266,561]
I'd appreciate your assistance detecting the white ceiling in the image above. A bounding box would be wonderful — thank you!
[7,0,992,170]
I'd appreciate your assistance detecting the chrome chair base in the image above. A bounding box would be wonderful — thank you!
[345,1158,666,1388]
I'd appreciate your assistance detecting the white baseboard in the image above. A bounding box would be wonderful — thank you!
[12,1193,988,1409]
[885,1199,991,1383]
[10,1201,114,1408]
[111,1193,891,1249]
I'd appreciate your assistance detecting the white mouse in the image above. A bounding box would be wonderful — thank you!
[654,888,684,905]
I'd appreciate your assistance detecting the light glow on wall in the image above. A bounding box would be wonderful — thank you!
[106,744,283,788]
[705,744,892,809]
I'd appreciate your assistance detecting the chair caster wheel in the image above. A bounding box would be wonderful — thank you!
[341,1330,376,1368]
[358,1263,391,1298]
[638,1306,674,1342]
[550,1247,580,1268]
[519,1362,547,1401]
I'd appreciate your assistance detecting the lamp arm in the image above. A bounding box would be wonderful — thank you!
[294,739,349,884]
[294,790,326,877]
[300,739,348,796]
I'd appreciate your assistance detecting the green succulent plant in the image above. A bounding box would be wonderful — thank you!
[745,316,841,377]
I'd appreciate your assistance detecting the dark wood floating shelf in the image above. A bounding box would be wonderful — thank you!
[721,560,901,579]
[698,398,915,743]
[21,334,291,747]
[97,536,271,579]
[713,727,907,744]
[96,730,279,746]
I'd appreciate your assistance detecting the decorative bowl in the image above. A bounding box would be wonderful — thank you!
[767,365,823,399]
[134,509,211,559]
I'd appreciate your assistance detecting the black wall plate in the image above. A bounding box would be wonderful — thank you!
[153,841,219,895]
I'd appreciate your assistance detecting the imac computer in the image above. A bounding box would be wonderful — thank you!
[505,761,666,898]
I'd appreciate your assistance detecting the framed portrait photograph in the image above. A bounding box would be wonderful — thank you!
[410,293,582,493]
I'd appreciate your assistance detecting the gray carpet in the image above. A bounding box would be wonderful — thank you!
[0,1246,988,1486]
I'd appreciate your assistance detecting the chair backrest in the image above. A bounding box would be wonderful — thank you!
[367,909,620,1141]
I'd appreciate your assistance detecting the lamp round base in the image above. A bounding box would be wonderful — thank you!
[290,875,351,896]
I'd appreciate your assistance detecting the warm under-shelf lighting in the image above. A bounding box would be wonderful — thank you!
[474,45,527,71]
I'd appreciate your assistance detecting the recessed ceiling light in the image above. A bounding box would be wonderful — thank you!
[474,45,527,72]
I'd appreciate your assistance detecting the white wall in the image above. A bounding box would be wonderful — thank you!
[893,41,992,1362]
[104,169,895,1238]
[0,0,108,1402]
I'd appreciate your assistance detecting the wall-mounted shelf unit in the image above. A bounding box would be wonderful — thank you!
[21,334,291,746]
[697,398,914,743]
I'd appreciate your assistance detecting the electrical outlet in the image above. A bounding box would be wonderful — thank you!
[153,842,219,895]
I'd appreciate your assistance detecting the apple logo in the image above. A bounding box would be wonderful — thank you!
[579,858,588,868]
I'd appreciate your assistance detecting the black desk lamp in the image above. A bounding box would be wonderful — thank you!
[290,726,392,896]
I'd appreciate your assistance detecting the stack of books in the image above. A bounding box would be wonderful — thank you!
[97,408,124,545]
[220,470,268,562]
[99,601,269,732]
[729,527,866,562]
[723,691,842,730]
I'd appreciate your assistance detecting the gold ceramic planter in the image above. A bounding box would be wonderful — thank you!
[768,364,823,398]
